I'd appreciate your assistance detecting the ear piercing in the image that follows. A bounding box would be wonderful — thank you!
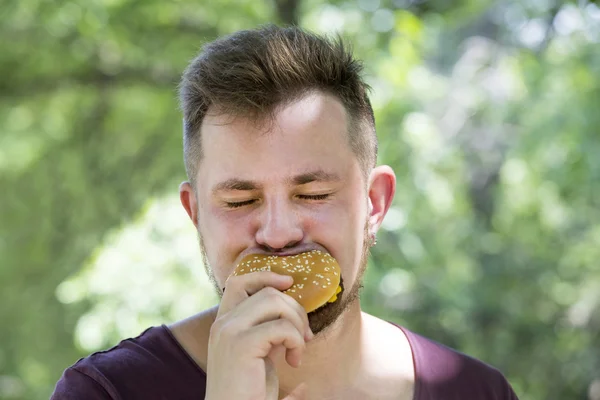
[370,233,377,247]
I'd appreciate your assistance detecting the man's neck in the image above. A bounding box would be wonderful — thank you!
[273,300,366,396]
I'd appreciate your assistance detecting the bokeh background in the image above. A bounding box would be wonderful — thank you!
[1,0,600,398]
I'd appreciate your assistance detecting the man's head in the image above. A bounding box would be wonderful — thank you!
[178,25,395,335]
[179,24,377,185]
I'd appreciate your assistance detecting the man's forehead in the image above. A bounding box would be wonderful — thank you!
[201,92,348,139]
[195,92,355,187]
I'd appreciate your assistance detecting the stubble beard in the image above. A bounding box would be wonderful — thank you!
[196,218,372,335]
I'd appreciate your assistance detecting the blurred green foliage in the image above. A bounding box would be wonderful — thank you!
[1,0,600,399]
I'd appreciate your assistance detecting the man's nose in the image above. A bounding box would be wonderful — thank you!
[255,198,304,251]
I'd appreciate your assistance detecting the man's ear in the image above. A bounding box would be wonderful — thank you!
[179,181,199,229]
[367,165,396,238]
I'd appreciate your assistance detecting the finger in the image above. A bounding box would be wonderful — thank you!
[245,319,305,367]
[265,358,279,400]
[227,287,309,347]
[218,271,293,318]
[274,289,313,340]
[285,344,303,369]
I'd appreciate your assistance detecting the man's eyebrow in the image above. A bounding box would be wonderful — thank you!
[212,170,341,193]
[288,170,342,185]
[213,179,262,193]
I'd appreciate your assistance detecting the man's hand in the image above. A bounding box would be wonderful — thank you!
[205,271,313,400]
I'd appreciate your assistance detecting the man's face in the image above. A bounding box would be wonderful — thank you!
[190,92,373,334]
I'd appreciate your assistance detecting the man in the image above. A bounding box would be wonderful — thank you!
[52,25,519,399]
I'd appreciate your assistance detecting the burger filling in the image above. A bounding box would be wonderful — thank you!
[327,285,342,303]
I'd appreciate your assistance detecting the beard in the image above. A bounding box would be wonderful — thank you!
[305,221,372,335]
[196,218,373,336]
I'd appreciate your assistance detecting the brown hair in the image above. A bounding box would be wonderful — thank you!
[179,24,378,185]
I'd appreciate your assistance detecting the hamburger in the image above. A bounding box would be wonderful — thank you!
[231,250,343,313]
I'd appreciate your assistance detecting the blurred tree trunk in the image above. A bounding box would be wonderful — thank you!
[275,0,300,25]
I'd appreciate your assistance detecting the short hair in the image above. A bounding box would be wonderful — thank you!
[178,24,378,186]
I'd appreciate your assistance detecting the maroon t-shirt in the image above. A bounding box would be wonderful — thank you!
[51,322,519,399]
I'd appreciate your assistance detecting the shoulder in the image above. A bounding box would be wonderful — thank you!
[51,365,115,399]
[394,325,519,400]
[51,325,206,399]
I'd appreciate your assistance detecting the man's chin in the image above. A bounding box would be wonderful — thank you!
[307,277,363,336]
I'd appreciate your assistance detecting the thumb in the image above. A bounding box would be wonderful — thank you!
[265,359,279,400]
[282,382,307,400]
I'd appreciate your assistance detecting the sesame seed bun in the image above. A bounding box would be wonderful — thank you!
[232,250,342,313]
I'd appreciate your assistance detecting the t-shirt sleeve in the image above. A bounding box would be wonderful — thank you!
[502,375,520,400]
[399,325,521,400]
[50,367,113,399]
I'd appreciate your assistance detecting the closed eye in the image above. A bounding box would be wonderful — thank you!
[225,194,330,208]
[225,199,256,209]
[298,194,330,200]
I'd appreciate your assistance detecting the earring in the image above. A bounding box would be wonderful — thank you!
[370,233,377,246]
